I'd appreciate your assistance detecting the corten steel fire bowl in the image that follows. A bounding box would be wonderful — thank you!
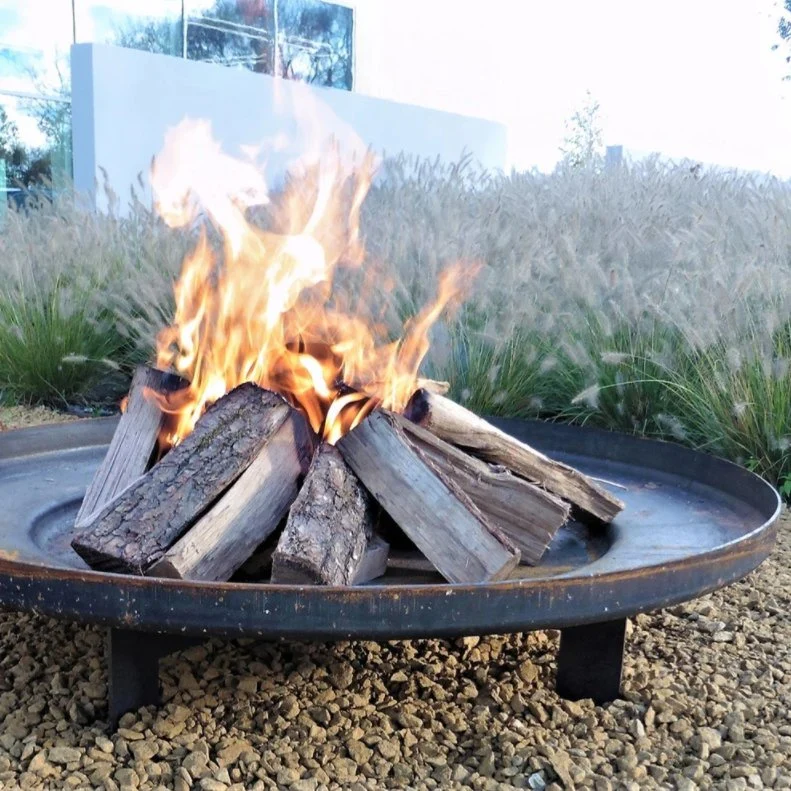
[0,417,780,727]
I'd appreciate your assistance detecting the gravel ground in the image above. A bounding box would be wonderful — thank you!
[0,412,789,790]
[0,406,77,432]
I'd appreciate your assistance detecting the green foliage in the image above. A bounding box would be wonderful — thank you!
[559,90,604,168]
[0,189,188,405]
[3,155,791,496]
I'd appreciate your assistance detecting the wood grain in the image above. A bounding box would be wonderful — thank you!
[72,384,293,574]
[399,418,570,564]
[406,389,624,523]
[353,535,390,583]
[149,410,313,581]
[338,410,520,583]
[75,366,187,528]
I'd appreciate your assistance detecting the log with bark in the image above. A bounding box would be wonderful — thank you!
[235,532,389,583]
[149,409,314,581]
[337,410,521,583]
[71,384,311,574]
[270,443,377,585]
[75,365,187,528]
[405,389,624,523]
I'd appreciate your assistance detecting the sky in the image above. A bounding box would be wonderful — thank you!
[355,0,791,177]
[1,0,790,176]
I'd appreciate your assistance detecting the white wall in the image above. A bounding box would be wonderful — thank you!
[71,43,508,208]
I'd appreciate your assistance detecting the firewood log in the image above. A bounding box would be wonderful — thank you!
[72,384,307,574]
[353,535,390,583]
[271,444,376,585]
[75,365,187,528]
[398,418,570,564]
[234,533,389,583]
[149,410,313,581]
[405,389,624,523]
[337,410,521,583]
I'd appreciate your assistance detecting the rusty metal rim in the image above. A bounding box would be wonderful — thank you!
[0,417,781,638]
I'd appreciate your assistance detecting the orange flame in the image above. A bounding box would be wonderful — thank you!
[151,119,471,445]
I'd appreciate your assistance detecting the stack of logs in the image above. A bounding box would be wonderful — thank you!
[71,366,624,585]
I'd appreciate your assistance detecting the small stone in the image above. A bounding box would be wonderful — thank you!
[453,765,471,783]
[130,740,158,763]
[237,676,259,695]
[183,751,209,778]
[90,765,114,784]
[528,771,547,790]
[49,746,82,765]
[479,749,496,777]
[549,750,574,788]
[279,695,300,719]
[698,727,722,749]
[117,728,144,741]
[517,661,539,684]
[28,751,58,778]
[200,780,229,791]
[396,710,422,730]
[217,740,252,766]
[96,737,114,754]
[346,739,373,765]
[376,739,400,759]
[114,767,140,788]
[276,768,301,786]
[330,663,354,689]
[290,780,319,791]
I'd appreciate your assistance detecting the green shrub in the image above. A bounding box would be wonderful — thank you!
[0,190,186,404]
[3,157,791,491]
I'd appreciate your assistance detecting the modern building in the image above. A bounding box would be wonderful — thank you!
[0,0,357,201]
[0,0,508,208]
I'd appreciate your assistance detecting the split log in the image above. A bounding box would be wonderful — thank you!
[149,410,313,581]
[337,410,521,583]
[72,384,305,574]
[75,365,187,528]
[417,378,450,395]
[398,418,570,564]
[406,389,624,523]
[270,444,376,585]
[353,535,390,584]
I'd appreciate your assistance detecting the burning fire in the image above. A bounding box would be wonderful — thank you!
[150,119,470,446]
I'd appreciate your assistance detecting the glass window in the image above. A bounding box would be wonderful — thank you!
[74,1,183,57]
[279,0,353,90]
[0,0,72,97]
[186,0,276,72]
[186,0,353,89]
[0,94,71,208]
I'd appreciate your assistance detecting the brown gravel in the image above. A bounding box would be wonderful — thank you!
[0,410,789,790]
[0,406,78,432]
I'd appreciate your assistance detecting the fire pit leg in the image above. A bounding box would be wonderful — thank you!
[107,628,202,728]
[555,618,626,704]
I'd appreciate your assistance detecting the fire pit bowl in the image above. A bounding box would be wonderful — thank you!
[0,417,780,725]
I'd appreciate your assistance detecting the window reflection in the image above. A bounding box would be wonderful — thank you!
[185,0,353,88]
[0,94,71,206]
[74,1,183,57]
[0,0,72,96]
[279,0,353,89]
[187,1,276,71]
